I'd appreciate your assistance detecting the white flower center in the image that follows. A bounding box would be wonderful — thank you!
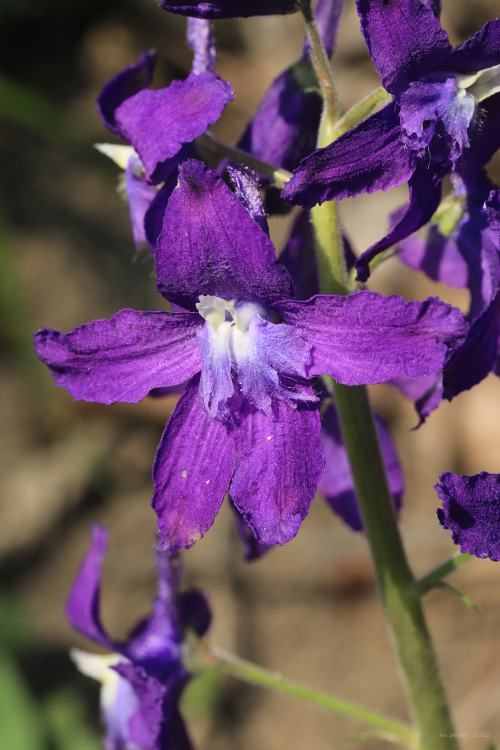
[196,295,268,332]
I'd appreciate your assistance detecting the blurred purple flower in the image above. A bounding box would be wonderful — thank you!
[67,525,210,750]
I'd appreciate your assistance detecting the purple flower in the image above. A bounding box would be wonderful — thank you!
[237,0,342,213]
[283,0,500,280]
[35,159,467,552]
[67,525,210,750]
[96,45,232,251]
[436,472,500,561]
[160,0,300,19]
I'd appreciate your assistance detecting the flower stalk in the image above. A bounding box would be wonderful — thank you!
[187,636,415,747]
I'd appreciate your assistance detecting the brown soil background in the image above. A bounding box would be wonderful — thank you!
[2,1,500,748]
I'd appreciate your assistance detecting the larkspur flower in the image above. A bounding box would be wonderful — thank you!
[35,159,467,552]
[435,473,500,561]
[96,35,231,251]
[67,525,210,750]
[160,0,300,19]
[283,0,500,280]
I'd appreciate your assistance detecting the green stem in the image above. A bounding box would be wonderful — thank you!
[331,86,392,140]
[191,638,415,747]
[417,554,473,596]
[195,133,291,187]
[299,0,341,134]
[332,383,458,750]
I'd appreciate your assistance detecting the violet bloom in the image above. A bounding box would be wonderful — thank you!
[96,42,232,251]
[67,525,210,750]
[283,0,500,280]
[237,0,342,213]
[436,473,500,561]
[35,159,467,552]
[160,0,299,19]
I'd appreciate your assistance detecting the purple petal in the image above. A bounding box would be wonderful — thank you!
[443,294,499,400]
[230,396,323,545]
[398,77,474,164]
[398,226,471,289]
[97,51,156,136]
[65,525,113,649]
[319,403,403,531]
[355,163,444,282]
[274,291,468,384]
[458,93,500,182]
[187,18,216,74]
[436,472,500,561]
[226,165,269,235]
[237,66,322,176]
[113,663,168,750]
[280,210,320,300]
[125,154,159,251]
[160,0,299,19]
[485,189,500,230]
[356,0,451,95]
[449,19,500,72]
[282,102,415,208]
[153,375,235,553]
[177,590,212,637]
[155,160,293,309]
[34,310,202,405]
[229,498,274,560]
[115,73,233,183]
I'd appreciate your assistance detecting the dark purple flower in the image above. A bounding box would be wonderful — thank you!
[436,472,500,561]
[160,0,300,19]
[96,44,232,251]
[67,525,210,750]
[283,0,500,280]
[237,0,342,213]
[35,160,467,552]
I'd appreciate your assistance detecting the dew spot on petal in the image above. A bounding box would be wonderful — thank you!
[181,470,187,478]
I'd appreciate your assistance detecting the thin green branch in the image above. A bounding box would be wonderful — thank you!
[331,86,392,140]
[189,637,415,747]
[417,553,473,596]
[195,133,291,187]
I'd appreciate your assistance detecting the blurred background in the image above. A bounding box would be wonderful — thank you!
[2,0,500,748]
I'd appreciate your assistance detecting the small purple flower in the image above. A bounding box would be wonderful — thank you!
[96,44,232,251]
[160,0,300,19]
[35,160,467,552]
[67,525,210,750]
[283,0,500,280]
[436,472,500,561]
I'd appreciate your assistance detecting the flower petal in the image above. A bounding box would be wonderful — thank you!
[160,0,300,18]
[115,73,233,183]
[356,0,451,95]
[319,403,403,530]
[274,291,468,384]
[355,163,444,282]
[153,375,235,553]
[66,525,114,649]
[436,472,500,561]
[443,294,499,400]
[449,19,500,72]
[282,102,415,208]
[34,310,202,405]
[97,51,157,136]
[125,154,159,251]
[230,396,323,545]
[155,160,293,309]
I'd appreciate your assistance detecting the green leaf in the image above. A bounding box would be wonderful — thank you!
[0,651,44,750]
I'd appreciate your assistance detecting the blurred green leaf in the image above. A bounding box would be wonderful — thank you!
[181,668,223,719]
[0,71,69,142]
[0,593,32,650]
[0,651,44,750]
[44,689,102,750]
